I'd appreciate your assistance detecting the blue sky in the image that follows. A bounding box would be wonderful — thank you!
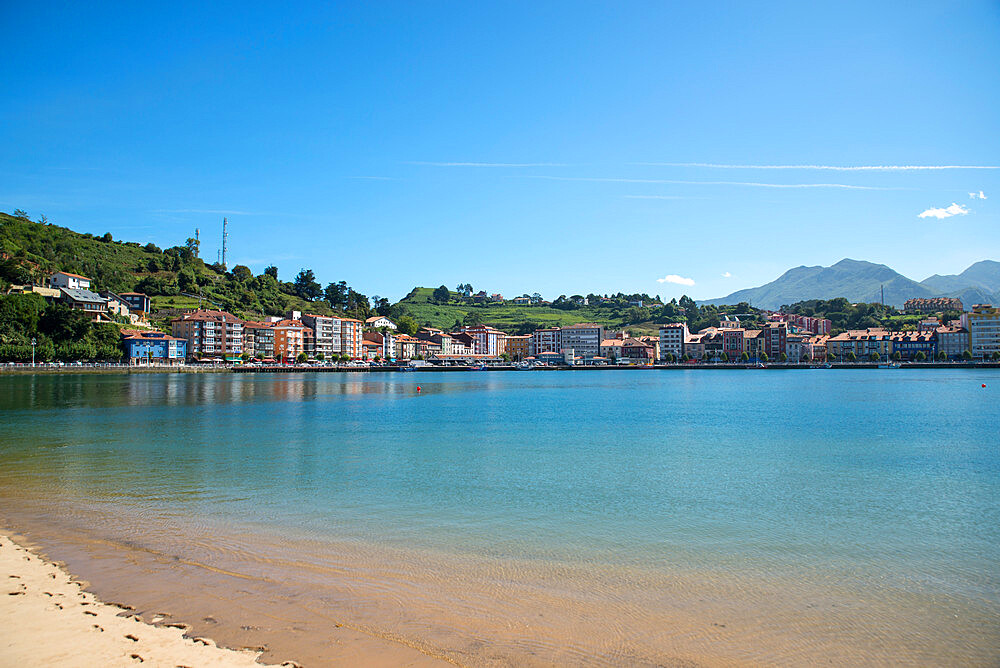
[2,1,998,302]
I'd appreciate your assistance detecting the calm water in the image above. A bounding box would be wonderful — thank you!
[1,370,998,665]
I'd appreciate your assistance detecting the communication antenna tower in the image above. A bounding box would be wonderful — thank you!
[221,217,229,270]
[195,228,200,257]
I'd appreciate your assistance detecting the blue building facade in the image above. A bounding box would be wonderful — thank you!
[122,331,187,364]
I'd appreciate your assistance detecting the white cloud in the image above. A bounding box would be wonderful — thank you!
[623,195,685,200]
[408,161,567,167]
[637,163,1000,171]
[657,274,696,286]
[918,203,970,219]
[969,190,987,200]
[722,271,732,278]
[521,176,894,190]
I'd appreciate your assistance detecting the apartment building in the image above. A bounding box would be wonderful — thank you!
[961,304,1000,359]
[559,323,605,360]
[504,335,529,361]
[301,314,342,359]
[242,321,275,359]
[934,326,970,359]
[761,322,788,359]
[905,297,964,313]
[171,309,244,360]
[529,327,562,356]
[462,325,505,356]
[658,323,689,360]
[271,319,306,361]
[340,318,363,358]
[825,329,891,360]
[721,328,745,359]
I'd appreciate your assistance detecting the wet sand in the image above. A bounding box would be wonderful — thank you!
[0,532,274,667]
[4,496,998,667]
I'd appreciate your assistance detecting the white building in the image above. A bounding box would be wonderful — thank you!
[365,315,397,330]
[658,323,689,360]
[462,325,505,356]
[49,271,92,290]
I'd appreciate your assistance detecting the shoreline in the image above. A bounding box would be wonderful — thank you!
[1,361,997,375]
[0,531,278,667]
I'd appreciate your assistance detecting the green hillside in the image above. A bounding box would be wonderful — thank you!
[391,287,750,335]
[0,211,336,325]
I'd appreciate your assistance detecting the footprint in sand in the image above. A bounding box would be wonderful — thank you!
[92,624,104,632]
[125,634,139,642]
[129,654,143,663]
[84,610,97,616]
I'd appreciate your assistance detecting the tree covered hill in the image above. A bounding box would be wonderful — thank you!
[0,211,371,323]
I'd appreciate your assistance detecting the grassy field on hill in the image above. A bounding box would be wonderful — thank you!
[397,287,677,334]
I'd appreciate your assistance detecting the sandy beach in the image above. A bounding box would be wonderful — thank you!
[0,532,278,668]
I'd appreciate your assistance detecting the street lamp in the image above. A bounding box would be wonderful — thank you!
[31,337,36,367]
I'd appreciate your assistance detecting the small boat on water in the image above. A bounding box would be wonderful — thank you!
[467,364,488,371]
[878,362,901,369]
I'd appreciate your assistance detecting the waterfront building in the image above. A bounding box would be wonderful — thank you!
[120,329,187,365]
[905,297,964,313]
[761,322,788,359]
[301,313,341,359]
[658,323,688,360]
[599,338,624,361]
[340,318,363,358]
[462,325,506,356]
[786,333,808,362]
[804,335,828,361]
[529,327,562,357]
[825,329,891,360]
[365,315,397,330]
[621,338,655,364]
[743,329,763,359]
[684,333,705,359]
[171,309,243,361]
[58,288,110,322]
[721,328,745,360]
[960,304,1000,359]
[889,331,935,360]
[242,321,275,359]
[48,271,92,290]
[363,331,395,359]
[394,334,423,360]
[559,323,605,360]
[504,334,529,361]
[271,319,307,362]
[934,326,970,359]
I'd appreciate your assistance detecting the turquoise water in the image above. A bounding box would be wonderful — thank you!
[1,369,998,664]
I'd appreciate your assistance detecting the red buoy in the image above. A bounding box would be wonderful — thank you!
[983,384,987,388]
[417,386,422,393]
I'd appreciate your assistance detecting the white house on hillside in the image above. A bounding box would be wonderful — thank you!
[365,316,397,330]
[49,271,92,290]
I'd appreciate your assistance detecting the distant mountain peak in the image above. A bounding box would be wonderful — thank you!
[703,258,999,309]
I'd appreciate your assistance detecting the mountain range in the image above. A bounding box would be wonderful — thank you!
[703,259,1000,310]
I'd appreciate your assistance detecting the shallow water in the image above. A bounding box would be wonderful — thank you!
[1,370,998,665]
